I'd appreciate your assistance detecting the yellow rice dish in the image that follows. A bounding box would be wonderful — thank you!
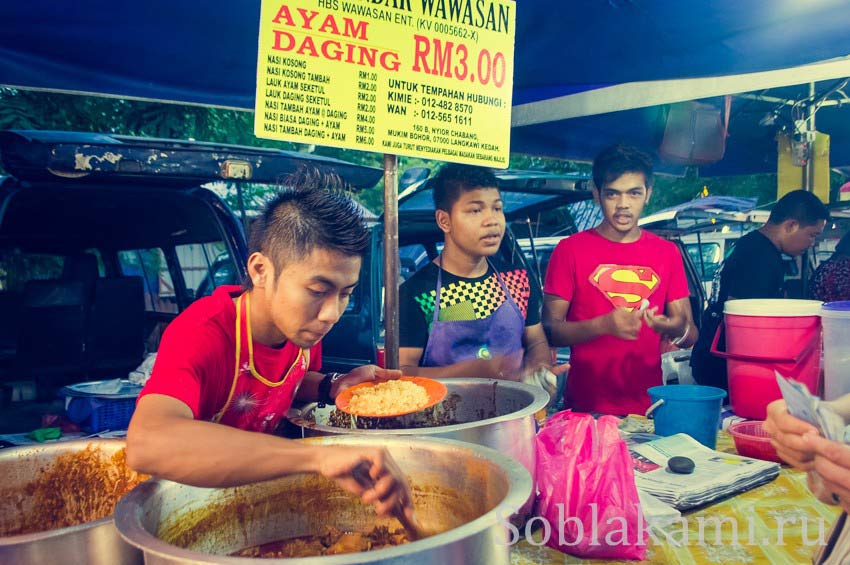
[346,380,430,416]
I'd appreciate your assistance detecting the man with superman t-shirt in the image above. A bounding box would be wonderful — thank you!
[543,145,698,415]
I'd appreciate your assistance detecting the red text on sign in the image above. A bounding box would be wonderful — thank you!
[412,34,506,87]
[272,6,368,40]
[272,32,401,71]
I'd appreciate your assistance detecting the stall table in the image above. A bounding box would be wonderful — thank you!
[512,431,840,564]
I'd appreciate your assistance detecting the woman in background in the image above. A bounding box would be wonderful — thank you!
[811,231,850,303]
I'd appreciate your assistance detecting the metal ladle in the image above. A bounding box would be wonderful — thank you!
[350,460,429,541]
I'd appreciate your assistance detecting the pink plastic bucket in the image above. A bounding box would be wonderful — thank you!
[711,299,822,419]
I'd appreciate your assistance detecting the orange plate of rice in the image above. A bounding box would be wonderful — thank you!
[334,377,447,418]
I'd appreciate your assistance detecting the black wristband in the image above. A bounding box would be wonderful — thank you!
[317,372,343,406]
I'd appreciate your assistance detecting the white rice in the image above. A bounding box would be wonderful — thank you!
[346,380,430,416]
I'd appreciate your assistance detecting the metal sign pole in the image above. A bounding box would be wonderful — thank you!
[382,153,400,370]
[803,83,816,192]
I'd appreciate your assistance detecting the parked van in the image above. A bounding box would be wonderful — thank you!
[0,131,606,399]
[0,130,382,395]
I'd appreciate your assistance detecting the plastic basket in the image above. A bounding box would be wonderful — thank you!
[727,420,783,463]
[66,397,137,433]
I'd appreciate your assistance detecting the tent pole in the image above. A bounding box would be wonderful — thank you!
[383,153,400,370]
[802,84,815,294]
[803,82,816,192]
[696,231,706,280]
[525,217,541,283]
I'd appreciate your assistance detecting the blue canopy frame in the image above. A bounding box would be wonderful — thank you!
[2,1,850,173]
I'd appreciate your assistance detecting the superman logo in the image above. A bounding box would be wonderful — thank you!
[589,264,660,310]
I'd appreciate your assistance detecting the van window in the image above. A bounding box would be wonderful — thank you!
[0,248,105,291]
[175,242,238,299]
[118,248,178,313]
[686,242,722,281]
[0,249,65,292]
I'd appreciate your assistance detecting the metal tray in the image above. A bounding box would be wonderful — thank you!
[60,379,142,399]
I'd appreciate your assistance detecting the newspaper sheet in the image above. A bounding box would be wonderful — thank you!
[631,433,779,510]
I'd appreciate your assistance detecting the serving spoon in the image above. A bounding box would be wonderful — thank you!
[350,460,431,541]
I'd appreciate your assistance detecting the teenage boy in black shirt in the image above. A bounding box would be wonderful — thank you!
[398,164,564,394]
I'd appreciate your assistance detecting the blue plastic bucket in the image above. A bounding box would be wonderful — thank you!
[646,385,727,448]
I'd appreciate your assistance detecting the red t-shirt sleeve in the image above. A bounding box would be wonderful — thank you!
[666,242,690,303]
[138,320,226,419]
[543,239,575,302]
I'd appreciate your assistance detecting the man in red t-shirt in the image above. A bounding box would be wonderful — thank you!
[128,173,410,519]
[543,145,697,415]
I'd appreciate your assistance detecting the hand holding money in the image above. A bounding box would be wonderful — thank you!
[775,372,847,442]
[764,398,820,470]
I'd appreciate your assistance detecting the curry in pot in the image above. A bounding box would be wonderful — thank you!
[0,445,147,536]
[232,525,409,558]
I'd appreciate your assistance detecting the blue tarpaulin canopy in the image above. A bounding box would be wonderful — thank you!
[639,196,767,236]
[646,196,759,216]
[2,1,850,173]
[511,65,850,175]
[510,2,850,174]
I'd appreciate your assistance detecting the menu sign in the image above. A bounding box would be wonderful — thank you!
[255,0,515,167]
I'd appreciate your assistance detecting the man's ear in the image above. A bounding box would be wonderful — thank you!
[645,186,653,205]
[591,187,600,205]
[246,252,273,289]
[783,219,801,234]
[435,209,451,234]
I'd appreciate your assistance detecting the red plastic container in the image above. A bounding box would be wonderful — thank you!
[712,299,822,419]
[727,420,783,463]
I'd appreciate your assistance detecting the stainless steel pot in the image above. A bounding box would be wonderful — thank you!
[114,435,532,564]
[0,438,143,565]
[286,378,546,514]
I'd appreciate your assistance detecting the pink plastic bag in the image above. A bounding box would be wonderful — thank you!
[535,411,646,559]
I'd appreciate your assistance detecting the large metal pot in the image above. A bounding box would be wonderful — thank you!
[115,435,531,564]
[286,378,546,514]
[0,438,144,564]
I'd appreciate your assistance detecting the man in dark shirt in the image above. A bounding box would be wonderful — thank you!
[691,190,829,389]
